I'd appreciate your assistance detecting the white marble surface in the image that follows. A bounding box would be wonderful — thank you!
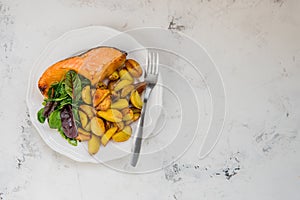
[0,0,299,199]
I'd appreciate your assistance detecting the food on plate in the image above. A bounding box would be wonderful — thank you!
[135,82,147,94]
[130,90,143,109]
[114,79,133,92]
[78,110,88,128]
[112,126,132,142]
[97,109,123,123]
[79,104,96,119]
[108,71,119,81]
[101,127,118,146]
[110,99,129,110]
[125,59,143,78]
[81,85,92,104]
[37,46,145,155]
[76,128,91,141]
[120,84,135,98]
[121,108,134,121]
[93,89,110,107]
[119,68,134,82]
[96,95,111,111]
[88,134,101,155]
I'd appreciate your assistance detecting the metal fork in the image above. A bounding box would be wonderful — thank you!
[130,51,159,167]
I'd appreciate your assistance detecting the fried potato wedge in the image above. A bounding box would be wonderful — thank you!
[93,89,110,107]
[125,59,143,78]
[81,85,92,104]
[79,104,96,119]
[84,121,91,132]
[96,95,112,111]
[120,84,135,98]
[90,117,106,136]
[119,68,133,82]
[121,108,134,121]
[97,109,123,122]
[79,110,88,128]
[101,127,118,146]
[110,99,129,110]
[130,90,143,109]
[88,134,101,155]
[114,79,132,92]
[112,126,132,142]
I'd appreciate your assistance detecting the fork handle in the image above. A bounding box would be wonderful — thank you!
[130,89,151,167]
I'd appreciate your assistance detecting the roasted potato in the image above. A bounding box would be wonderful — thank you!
[130,90,143,109]
[90,117,106,136]
[88,134,101,155]
[112,126,132,142]
[110,99,129,110]
[104,120,112,130]
[93,89,110,107]
[119,68,133,82]
[111,91,120,102]
[97,81,107,89]
[78,127,91,136]
[125,59,143,78]
[79,110,88,128]
[120,84,135,98]
[113,121,125,130]
[81,85,92,104]
[101,127,118,146]
[133,112,141,121]
[108,71,120,81]
[96,95,112,111]
[76,128,91,141]
[79,104,96,119]
[135,82,147,94]
[121,108,134,121]
[84,121,91,132]
[108,80,117,91]
[114,79,132,92]
[97,109,123,122]
[76,133,91,141]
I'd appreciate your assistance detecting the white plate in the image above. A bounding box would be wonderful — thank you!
[26,26,163,163]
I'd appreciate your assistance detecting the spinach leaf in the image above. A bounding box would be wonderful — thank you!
[37,108,46,123]
[57,97,72,110]
[45,96,68,102]
[47,82,59,97]
[48,110,61,129]
[46,81,69,102]
[67,138,78,146]
[65,70,82,102]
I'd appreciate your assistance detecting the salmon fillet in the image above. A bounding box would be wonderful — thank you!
[38,47,127,97]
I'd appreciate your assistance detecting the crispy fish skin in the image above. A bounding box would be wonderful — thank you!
[38,47,126,97]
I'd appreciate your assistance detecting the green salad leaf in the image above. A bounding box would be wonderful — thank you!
[37,108,46,123]
[65,70,82,103]
[48,109,62,129]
